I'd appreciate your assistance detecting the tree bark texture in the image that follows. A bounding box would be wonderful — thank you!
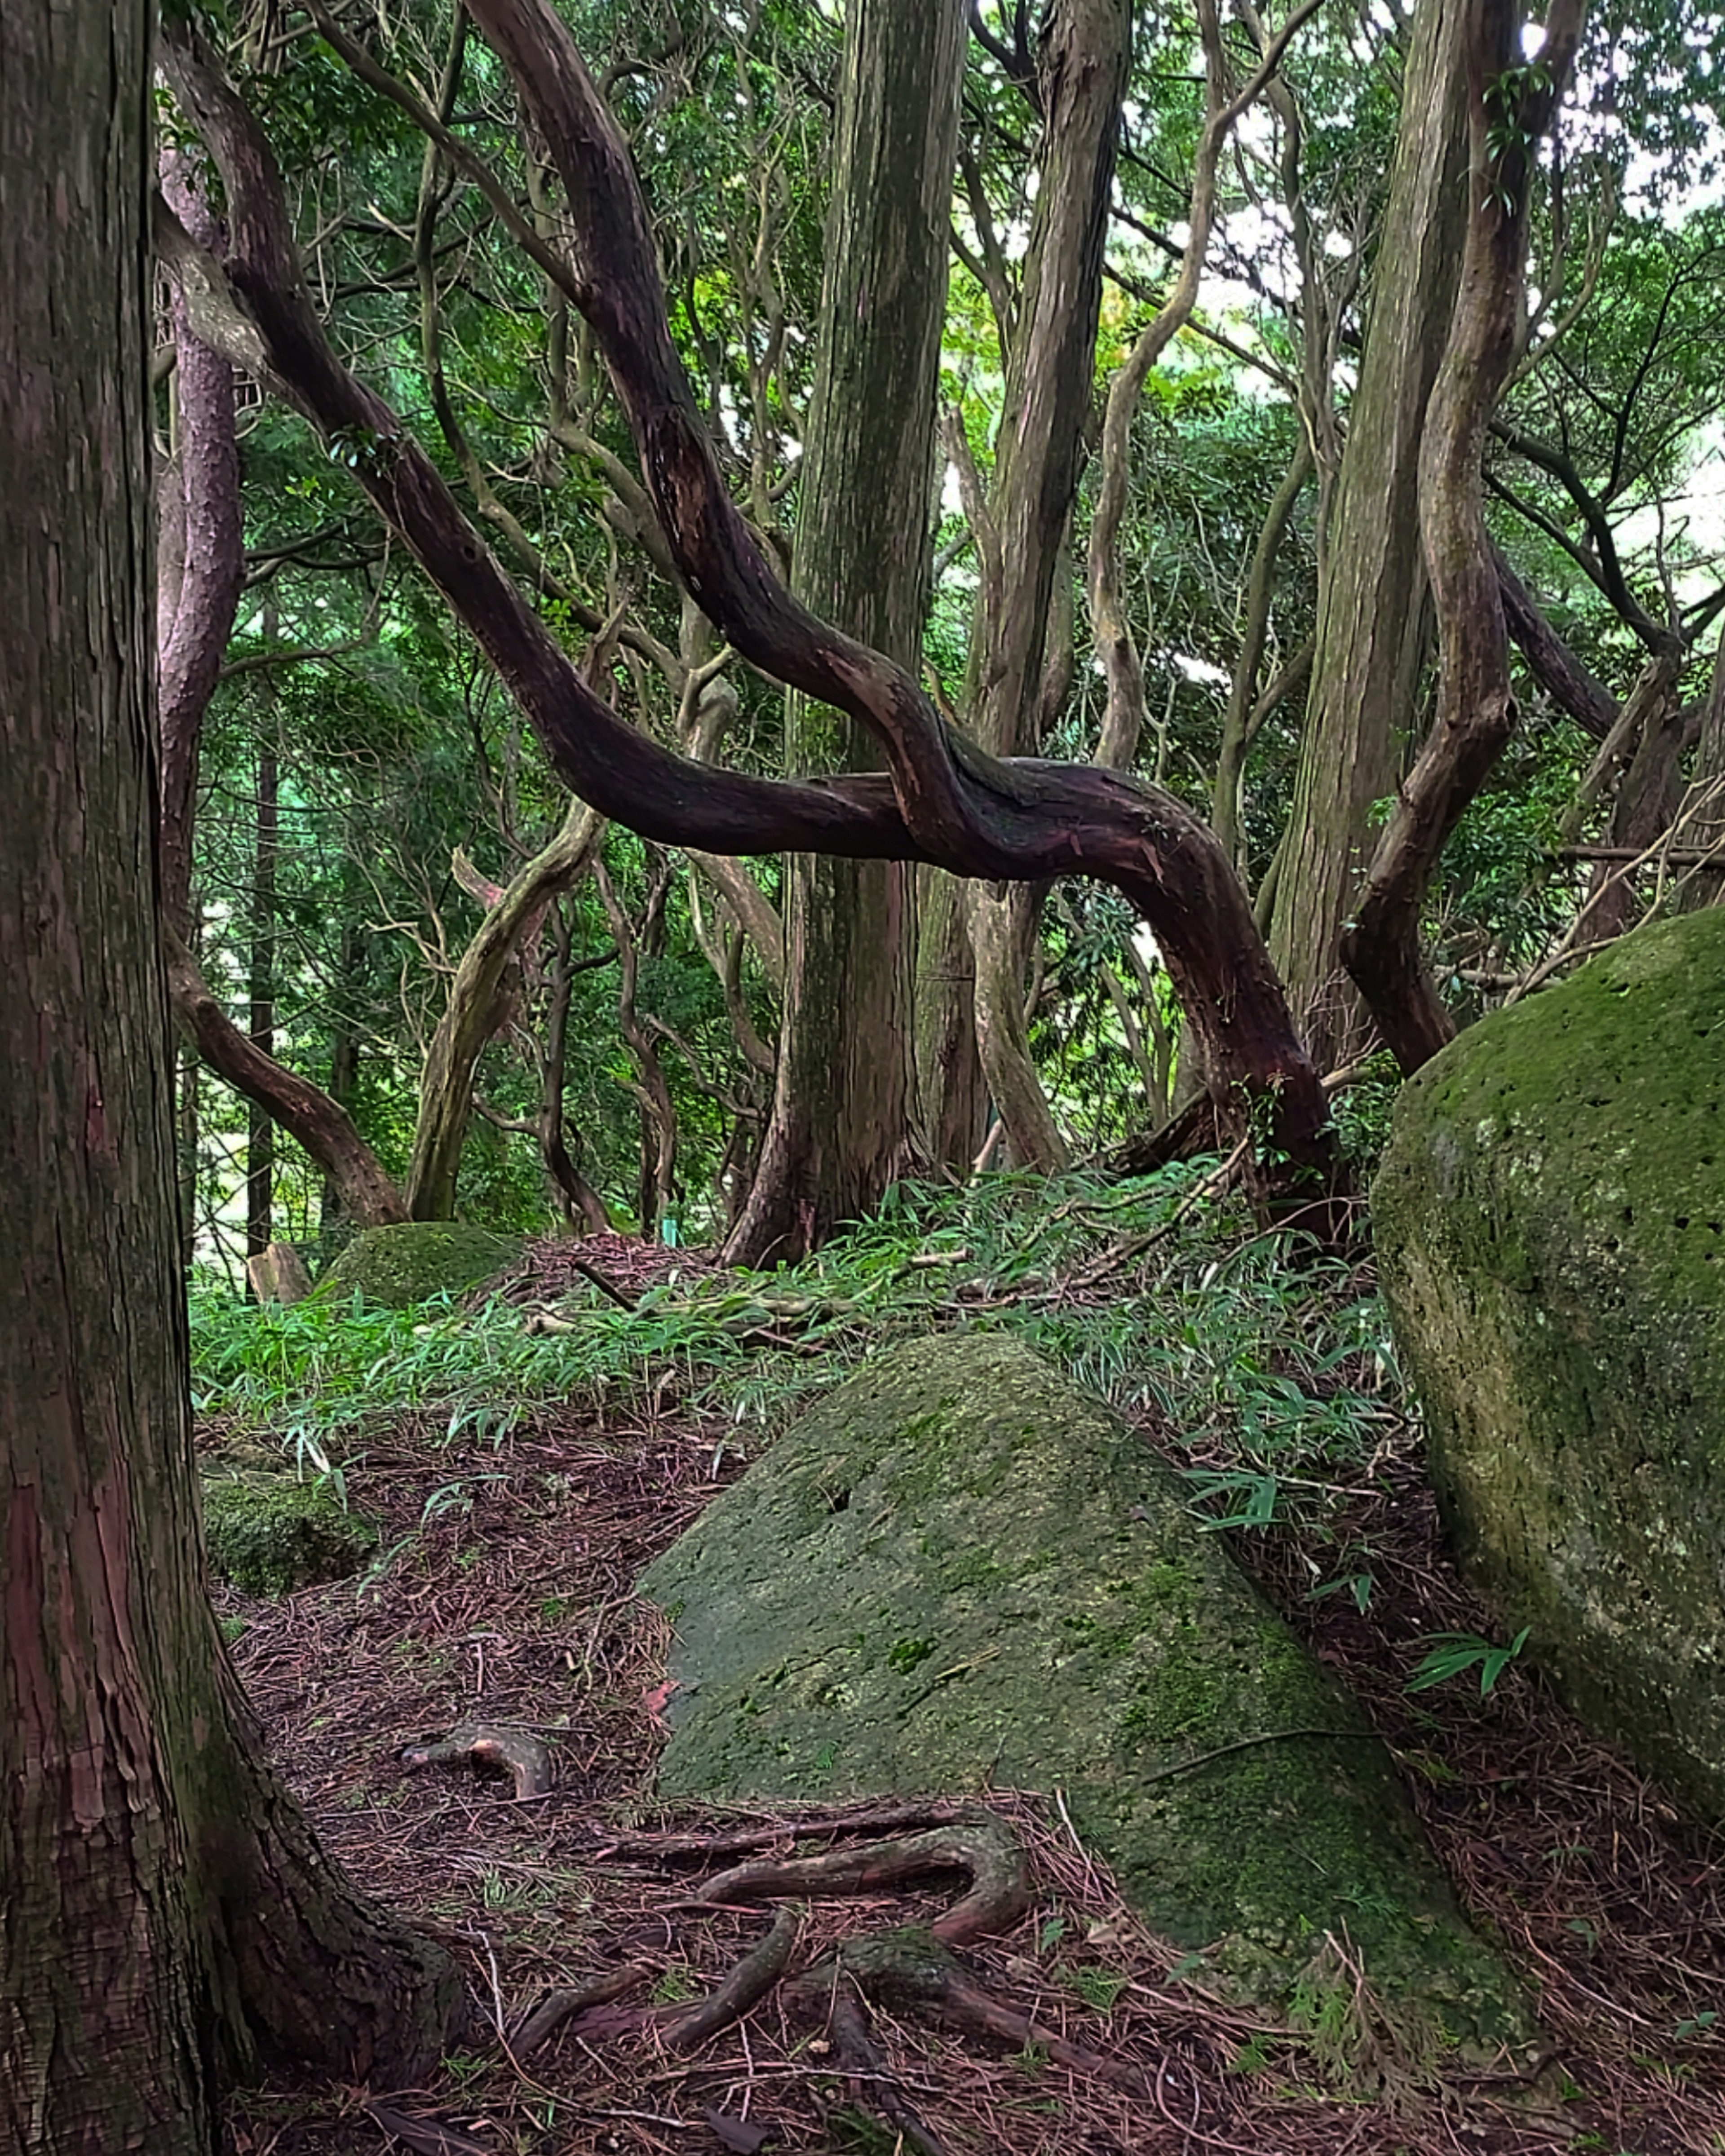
[1267,0,1473,1069]
[163,8,1338,1202]
[407,796,604,1220]
[1342,0,1588,1070]
[725,0,965,1264]
[157,151,405,1232]
[157,150,242,944]
[0,9,460,2146]
[921,0,1135,1170]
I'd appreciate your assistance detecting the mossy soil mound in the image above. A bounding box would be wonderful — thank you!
[1375,908,1725,1822]
[316,1221,524,1309]
[202,1470,377,1595]
[640,1333,1526,2046]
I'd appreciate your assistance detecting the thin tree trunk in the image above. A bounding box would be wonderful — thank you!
[724,0,964,1264]
[247,742,278,1263]
[157,148,242,945]
[2,9,460,2141]
[320,914,363,1244]
[1268,0,1474,1068]
[540,898,611,1233]
[920,0,1134,1170]
[595,860,677,1240]
[407,795,604,1220]
[1343,0,1588,1069]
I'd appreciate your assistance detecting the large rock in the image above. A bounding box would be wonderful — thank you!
[1374,909,1725,1822]
[316,1221,523,1308]
[640,1334,1525,2044]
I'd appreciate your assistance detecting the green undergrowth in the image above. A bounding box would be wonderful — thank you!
[190,1162,1404,1527]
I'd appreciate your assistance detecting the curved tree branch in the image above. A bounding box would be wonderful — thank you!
[159,12,1337,1197]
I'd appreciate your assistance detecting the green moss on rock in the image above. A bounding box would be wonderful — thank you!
[1374,908,1725,1822]
[202,1471,377,1596]
[315,1222,524,1309]
[639,1333,1526,2046]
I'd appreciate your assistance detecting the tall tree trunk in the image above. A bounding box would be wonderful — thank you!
[1267,0,1473,1069]
[155,135,406,1231]
[0,8,461,2144]
[1343,0,1588,1068]
[724,0,965,1264]
[320,911,364,1244]
[247,742,278,1262]
[539,898,611,1234]
[157,148,241,945]
[918,0,1133,1168]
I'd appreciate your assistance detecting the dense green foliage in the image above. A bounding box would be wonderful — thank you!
[192,1156,1400,1582]
[172,0,1725,1262]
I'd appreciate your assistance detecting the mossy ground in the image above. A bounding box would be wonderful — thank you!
[201,1470,378,1595]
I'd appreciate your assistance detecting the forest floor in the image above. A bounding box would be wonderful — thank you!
[206,1195,1725,2156]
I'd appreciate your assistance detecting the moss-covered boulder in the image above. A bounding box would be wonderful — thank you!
[1374,910,1725,1823]
[202,1471,378,1596]
[315,1221,523,1308]
[639,1334,1525,2044]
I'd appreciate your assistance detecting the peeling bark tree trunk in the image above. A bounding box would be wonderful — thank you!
[0,8,461,2143]
[1343,0,1588,1069]
[723,0,964,1264]
[1268,0,1473,1069]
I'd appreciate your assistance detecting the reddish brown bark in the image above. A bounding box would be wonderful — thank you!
[158,149,243,942]
[2,8,458,2141]
[155,138,407,1230]
[161,13,1338,1198]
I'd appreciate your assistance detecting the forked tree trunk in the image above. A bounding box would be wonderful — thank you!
[1268,0,1473,1069]
[407,795,604,1219]
[0,11,461,2143]
[1343,0,1588,1068]
[723,0,964,1264]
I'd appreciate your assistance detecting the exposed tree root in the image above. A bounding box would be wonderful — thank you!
[398,1722,555,1801]
[521,1802,1139,2145]
[508,1963,653,2059]
[696,1807,1031,1946]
